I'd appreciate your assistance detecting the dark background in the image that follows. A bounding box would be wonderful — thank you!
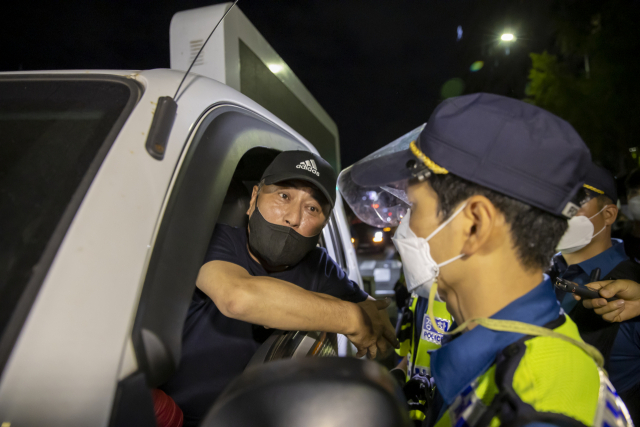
[3,0,639,172]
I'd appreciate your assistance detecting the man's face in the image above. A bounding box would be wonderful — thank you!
[247,180,329,237]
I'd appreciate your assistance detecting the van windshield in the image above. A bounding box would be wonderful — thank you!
[0,77,138,341]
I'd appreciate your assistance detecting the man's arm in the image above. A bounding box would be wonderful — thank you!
[197,260,396,357]
[308,248,399,357]
[312,291,398,358]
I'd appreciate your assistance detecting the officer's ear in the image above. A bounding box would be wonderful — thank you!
[459,195,505,257]
[603,203,618,225]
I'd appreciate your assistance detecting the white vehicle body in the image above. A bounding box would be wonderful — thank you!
[0,69,362,426]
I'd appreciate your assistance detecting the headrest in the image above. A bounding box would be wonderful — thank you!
[217,180,251,228]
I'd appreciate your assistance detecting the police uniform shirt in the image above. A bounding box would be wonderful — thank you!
[160,223,368,427]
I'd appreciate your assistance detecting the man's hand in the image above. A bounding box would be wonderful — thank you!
[347,298,399,359]
[575,279,640,323]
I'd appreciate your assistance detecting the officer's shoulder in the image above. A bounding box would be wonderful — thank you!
[506,318,600,424]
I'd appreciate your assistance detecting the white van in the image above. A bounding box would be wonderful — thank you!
[0,67,363,426]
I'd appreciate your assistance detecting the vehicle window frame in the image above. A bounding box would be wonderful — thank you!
[129,104,309,389]
[320,225,337,262]
[0,74,142,376]
[328,215,347,271]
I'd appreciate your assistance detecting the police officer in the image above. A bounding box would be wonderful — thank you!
[551,163,640,422]
[339,93,632,426]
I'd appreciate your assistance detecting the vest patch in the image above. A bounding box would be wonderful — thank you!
[407,352,431,377]
[421,313,450,345]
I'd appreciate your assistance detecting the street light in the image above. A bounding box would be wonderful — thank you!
[500,33,515,55]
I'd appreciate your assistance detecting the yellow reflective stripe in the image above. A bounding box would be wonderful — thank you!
[583,184,604,194]
[427,283,605,368]
[410,141,449,174]
[409,409,427,421]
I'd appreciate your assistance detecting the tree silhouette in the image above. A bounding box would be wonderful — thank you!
[525,0,640,174]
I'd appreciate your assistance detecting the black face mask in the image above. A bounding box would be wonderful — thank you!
[248,205,320,268]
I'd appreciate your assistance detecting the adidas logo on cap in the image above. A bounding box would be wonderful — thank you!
[296,159,320,176]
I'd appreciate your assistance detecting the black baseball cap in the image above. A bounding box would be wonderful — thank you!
[261,151,337,207]
[584,163,618,203]
[350,93,591,218]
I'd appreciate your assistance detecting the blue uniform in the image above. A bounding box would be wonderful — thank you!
[430,278,561,417]
[160,224,368,426]
[550,239,640,396]
[425,278,613,427]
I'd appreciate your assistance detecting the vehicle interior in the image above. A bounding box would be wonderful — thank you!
[216,147,278,228]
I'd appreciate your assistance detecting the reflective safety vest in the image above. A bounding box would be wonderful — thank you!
[396,295,453,421]
[432,315,633,427]
[397,295,453,379]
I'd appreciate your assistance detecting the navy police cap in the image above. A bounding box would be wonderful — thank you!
[353,93,591,218]
[584,163,618,204]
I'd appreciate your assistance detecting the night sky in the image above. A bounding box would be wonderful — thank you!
[2,0,554,167]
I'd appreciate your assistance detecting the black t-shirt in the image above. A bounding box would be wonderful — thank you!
[160,224,368,426]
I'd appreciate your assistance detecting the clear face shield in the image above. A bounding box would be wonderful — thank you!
[338,125,426,228]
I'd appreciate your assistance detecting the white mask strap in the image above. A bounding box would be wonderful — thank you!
[437,253,466,268]
[588,204,612,239]
[425,202,468,242]
[588,204,609,220]
[592,224,606,239]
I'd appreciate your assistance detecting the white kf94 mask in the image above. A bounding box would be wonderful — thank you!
[392,204,467,300]
[556,204,610,254]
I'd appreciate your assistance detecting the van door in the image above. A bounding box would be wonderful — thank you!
[110,104,310,425]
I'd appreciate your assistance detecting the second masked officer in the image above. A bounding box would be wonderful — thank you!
[339,93,632,427]
[550,163,640,422]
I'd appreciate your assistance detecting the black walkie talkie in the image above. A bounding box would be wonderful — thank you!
[554,276,617,302]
